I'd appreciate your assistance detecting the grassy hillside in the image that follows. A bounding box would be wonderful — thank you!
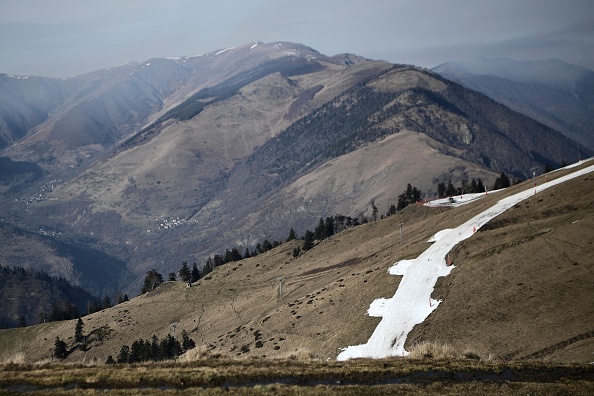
[0,161,591,366]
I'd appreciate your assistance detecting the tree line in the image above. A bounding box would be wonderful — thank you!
[436,173,520,199]
[140,182,429,294]
[109,331,196,364]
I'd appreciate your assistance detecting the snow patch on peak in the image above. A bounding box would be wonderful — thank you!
[215,47,235,56]
[250,42,258,49]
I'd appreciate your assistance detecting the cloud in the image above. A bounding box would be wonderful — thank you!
[0,0,593,77]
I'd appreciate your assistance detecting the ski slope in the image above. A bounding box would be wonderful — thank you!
[337,161,594,360]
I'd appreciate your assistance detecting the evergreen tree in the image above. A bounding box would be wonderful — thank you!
[371,200,378,222]
[129,340,142,363]
[181,330,196,352]
[386,204,397,217]
[292,246,301,258]
[396,193,407,211]
[150,335,160,360]
[302,230,315,251]
[74,317,84,343]
[314,217,326,240]
[445,180,457,196]
[168,272,177,281]
[477,178,485,193]
[262,240,273,252]
[159,334,181,359]
[437,182,446,198]
[179,261,191,283]
[286,228,297,242]
[191,263,200,283]
[140,269,164,294]
[117,345,130,363]
[470,178,478,193]
[105,355,115,365]
[54,336,67,359]
[493,172,511,190]
[461,179,469,194]
[324,216,335,237]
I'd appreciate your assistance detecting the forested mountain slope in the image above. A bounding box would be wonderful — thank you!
[433,58,594,150]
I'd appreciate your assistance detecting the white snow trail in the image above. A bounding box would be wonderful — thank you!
[337,162,594,361]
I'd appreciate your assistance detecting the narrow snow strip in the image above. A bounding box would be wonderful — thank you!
[250,43,258,49]
[337,162,594,361]
[215,47,235,56]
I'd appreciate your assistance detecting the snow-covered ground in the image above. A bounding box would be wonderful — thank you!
[337,161,594,361]
[424,190,503,208]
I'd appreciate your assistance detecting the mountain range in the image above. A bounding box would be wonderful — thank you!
[433,57,594,150]
[0,41,590,298]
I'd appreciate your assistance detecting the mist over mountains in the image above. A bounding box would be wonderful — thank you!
[0,42,589,298]
[433,57,594,150]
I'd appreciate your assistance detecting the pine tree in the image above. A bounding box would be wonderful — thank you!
[286,228,297,242]
[105,355,115,365]
[314,217,326,240]
[181,330,196,352]
[191,263,200,282]
[493,172,511,190]
[477,178,485,193]
[117,345,130,363]
[386,204,396,217]
[461,179,469,194]
[179,261,191,283]
[262,240,273,252]
[168,272,177,281]
[371,200,378,222]
[302,230,315,251]
[74,317,84,343]
[445,180,457,196]
[324,216,335,237]
[54,336,67,359]
[140,269,164,294]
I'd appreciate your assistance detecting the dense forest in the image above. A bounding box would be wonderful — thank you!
[0,265,101,328]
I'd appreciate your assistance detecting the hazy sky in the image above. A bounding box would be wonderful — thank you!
[1,0,593,78]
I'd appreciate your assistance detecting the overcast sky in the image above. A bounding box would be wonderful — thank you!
[1,0,593,78]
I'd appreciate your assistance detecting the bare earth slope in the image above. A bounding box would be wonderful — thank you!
[0,161,591,364]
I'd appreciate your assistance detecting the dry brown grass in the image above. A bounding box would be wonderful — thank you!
[272,347,321,361]
[0,352,25,365]
[0,358,592,395]
[407,341,487,361]
[178,345,221,362]
[1,165,592,367]
[408,341,460,360]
